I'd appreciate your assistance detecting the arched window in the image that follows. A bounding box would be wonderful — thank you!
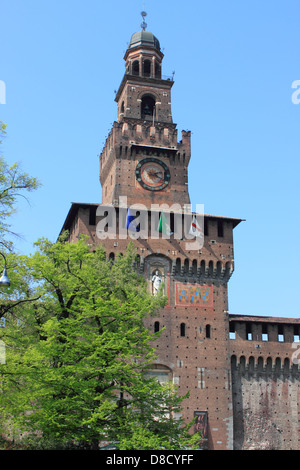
[154,321,160,333]
[145,364,172,384]
[205,324,211,339]
[141,95,155,119]
[180,322,186,337]
[132,60,139,76]
[155,61,161,78]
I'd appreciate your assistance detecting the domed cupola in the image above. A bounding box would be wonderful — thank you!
[128,30,161,52]
[115,11,175,125]
[124,11,163,79]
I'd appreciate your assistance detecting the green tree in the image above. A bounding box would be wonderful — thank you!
[0,121,41,360]
[0,121,40,249]
[0,237,199,449]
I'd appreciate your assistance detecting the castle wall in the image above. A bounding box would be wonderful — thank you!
[61,203,300,450]
[145,286,234,450]
[59,25,300,450]
[232,358,300,450]
[230,316,300,449]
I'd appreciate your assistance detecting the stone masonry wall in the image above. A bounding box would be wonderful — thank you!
[232,365,300,449]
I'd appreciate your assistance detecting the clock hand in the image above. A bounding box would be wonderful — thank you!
[147,170,163,179]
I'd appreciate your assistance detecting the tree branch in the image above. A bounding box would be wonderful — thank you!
[0,296,41,318]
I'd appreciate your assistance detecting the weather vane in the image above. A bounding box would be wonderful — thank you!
[141,10,147,30]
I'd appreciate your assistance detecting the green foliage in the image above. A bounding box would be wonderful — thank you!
[0,121,40,249]
[0,237,200,449]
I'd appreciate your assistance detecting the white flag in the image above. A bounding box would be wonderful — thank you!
[189,215,203,238]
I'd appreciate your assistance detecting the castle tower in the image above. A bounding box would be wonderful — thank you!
[99,16,191,209]
[61,15,243,450]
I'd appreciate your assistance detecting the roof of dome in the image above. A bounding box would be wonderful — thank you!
[128,30,160,51]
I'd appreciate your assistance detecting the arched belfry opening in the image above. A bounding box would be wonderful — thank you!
[143,59,151,77]
[155,61,161,79]
[141,95,155,119]
[132,60,139,76]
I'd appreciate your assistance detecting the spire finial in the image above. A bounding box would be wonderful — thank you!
[141,10,147,30]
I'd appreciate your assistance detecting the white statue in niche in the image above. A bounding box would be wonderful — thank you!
[151,269,163,296]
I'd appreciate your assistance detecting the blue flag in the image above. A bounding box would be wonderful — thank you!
[126,209,140,232]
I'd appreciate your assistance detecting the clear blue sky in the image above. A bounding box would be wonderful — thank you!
[1,0,299,318]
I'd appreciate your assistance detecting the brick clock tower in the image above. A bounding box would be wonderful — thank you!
[61,16,243,450]
[100,25,191,209]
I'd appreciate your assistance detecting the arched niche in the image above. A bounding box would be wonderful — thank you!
[145,254,171,297]
[145,364,172,384]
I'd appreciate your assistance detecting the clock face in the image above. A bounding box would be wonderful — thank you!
[135,158,170,191]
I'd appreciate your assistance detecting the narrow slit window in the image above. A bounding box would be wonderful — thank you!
[89,206,97,225]
[204,218,208,236]
[217,220,224,237]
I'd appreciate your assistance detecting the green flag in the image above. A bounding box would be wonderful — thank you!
[158,212,173,236]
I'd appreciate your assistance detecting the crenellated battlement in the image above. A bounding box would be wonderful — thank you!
[229,314,300,376]
[229,315,300,343]
[99,119,191,207]
[99,120,190,164]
